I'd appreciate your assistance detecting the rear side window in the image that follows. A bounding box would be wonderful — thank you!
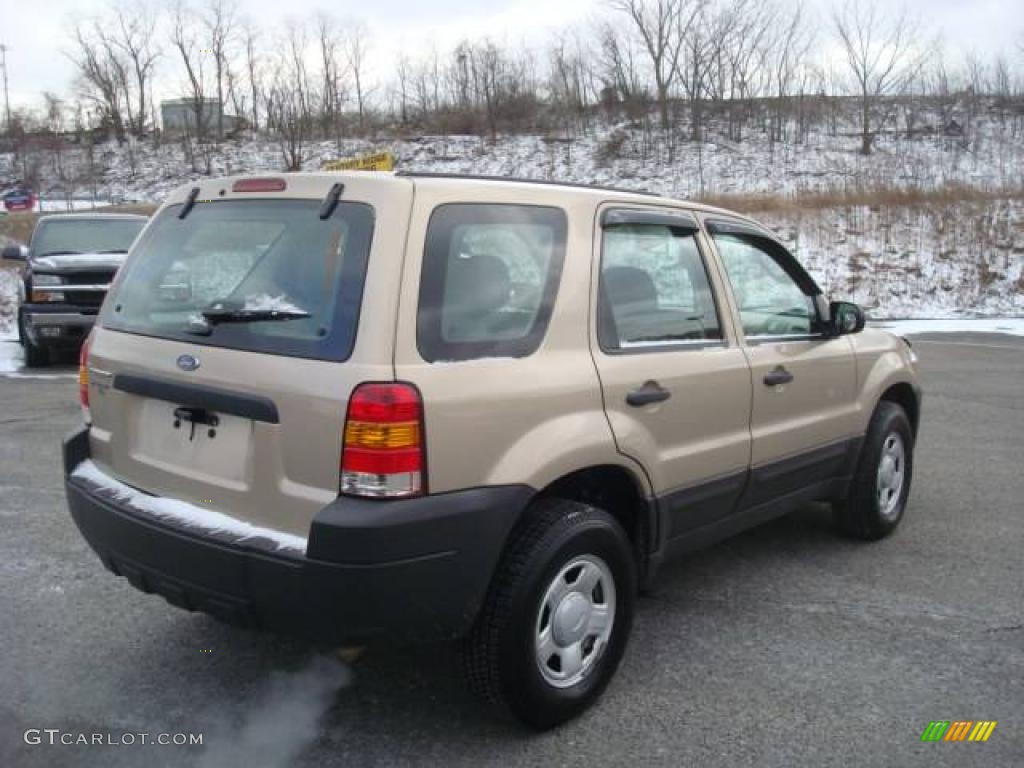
[101,199,374,361]
[598,224,722,351]
[417,204,567,361]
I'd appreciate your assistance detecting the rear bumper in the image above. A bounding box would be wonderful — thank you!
[23,304,98,347]
[63,427,531,643]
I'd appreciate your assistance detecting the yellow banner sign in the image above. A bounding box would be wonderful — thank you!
[321,151,396,172]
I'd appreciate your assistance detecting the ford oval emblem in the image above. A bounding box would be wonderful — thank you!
[177,354,200,372]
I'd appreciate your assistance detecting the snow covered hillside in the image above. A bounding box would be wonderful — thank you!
[0,113,1021,332]
[3,114,1020,206]
[764,198,1024,318]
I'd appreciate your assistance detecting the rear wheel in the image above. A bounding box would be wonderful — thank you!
[463,498,636,729]
[834,401,914,540]
[18,312,50,368]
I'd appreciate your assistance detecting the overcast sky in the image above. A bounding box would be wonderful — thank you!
[1,0,1020,111]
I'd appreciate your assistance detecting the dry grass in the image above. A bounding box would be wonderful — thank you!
[0,213,39,245]
[698,184,1024,215]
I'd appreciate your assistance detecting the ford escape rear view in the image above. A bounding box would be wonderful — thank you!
[64,172,922,729]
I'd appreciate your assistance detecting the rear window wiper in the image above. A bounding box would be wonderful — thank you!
[199,307,311,325]
[185,307,311,336]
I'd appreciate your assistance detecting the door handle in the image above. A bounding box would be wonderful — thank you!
[763,366,794,387]
[626,380,671,407]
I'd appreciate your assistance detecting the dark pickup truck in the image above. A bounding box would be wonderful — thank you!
[1,213,147,366]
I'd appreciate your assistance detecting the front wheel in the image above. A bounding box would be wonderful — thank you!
[462,498,636,729]
[18,312,50,368]
[834,401,915,540]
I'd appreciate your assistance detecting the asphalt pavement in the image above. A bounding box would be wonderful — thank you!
[1,332,1021,767]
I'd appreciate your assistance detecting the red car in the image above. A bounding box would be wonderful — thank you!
[3,188,37,212]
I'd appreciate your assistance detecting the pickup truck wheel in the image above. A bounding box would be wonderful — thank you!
[834,401,914,540]
[462,498,636,730]
[18,313,50,368]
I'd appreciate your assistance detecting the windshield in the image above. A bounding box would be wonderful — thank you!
[100,199,375,361]
[31,218,146,256]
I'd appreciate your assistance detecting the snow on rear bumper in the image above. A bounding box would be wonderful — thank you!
[62,427,531,642]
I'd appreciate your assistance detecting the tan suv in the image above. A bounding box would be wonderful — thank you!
[63,172,921,728]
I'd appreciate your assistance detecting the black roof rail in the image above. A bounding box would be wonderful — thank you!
[393,171,661,198]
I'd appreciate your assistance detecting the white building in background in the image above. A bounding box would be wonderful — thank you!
[160,98,243,135]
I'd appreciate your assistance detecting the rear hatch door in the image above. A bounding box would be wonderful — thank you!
[86,177,410,542]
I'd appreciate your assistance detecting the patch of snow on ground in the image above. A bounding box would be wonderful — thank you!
[0,267,17,337]
[37,198,116,213]
[71,459,308,553]
[0,339,20,371]
[0,338,77,379]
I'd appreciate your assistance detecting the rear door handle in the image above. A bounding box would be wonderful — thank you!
[626,380,671,406]
[763,366,794,387]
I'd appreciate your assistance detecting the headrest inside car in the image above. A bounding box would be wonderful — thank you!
[603,266,658,313]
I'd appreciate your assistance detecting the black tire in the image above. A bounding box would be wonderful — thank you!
[834,401,914,540]
[462,498,636,730]
[18,312,50,368]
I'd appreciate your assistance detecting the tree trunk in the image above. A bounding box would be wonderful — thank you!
[657,83,670,132]
[860,93,872,155]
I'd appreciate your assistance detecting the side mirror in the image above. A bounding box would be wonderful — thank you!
[1,244,28,263]
[829,301,865,336]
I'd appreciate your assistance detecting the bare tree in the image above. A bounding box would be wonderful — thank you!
[679,5,713,142]
[468,41,502,140]
[596,21,647,120]
[108,2,161,136]
[204,0,237,140]
[832,0,929,154]
[225,61,247,128]
[68,20,128,142]
[408,45,444,122]
[267,82,308,170]
[608,0,697,132]
[343,21,371,133]
[394,53,412,126]
[549,31,596,134]
[766,1,813,145]
[170,1,206,134]
[42,92,68,192]
[170,0,211,170]
[711,0,777,141]
[241,20,262,131]
[265,23,316,169]
[316,13,346,140]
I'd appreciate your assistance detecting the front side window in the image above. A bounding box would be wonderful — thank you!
[599,223,722,351]
[102,199,375,361]
[712,233,819,338]
[417,204,567,361]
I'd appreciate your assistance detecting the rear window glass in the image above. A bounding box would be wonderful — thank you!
[32,218,145,257]
[417,204,567,362]
[101,199,374,361]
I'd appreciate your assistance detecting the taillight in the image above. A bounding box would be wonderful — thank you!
[341,382,425,498]
[79,334,92,424]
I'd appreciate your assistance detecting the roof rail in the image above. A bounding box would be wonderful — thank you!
[394,171,661,197]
